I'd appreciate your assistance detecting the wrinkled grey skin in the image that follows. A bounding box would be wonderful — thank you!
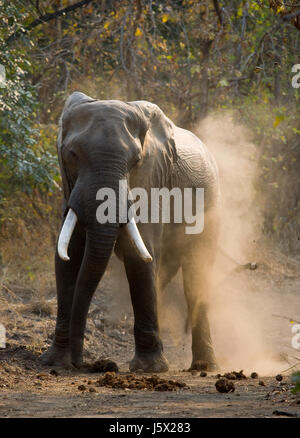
[40,92,220,372]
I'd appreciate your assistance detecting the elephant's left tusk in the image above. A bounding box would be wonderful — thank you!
[57,208,78,261]
[126,217,153,263]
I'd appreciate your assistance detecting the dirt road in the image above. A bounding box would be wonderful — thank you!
[0,370,298,418]
[0,248,299,418]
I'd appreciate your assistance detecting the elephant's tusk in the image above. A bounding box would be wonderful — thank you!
[57,208,78,261]
[58,209,152,263]
[126,217,153,263]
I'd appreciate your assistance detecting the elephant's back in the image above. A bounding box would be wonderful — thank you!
[173,126,219,196]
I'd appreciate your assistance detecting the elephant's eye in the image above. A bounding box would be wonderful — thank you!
[129,151,142,170]
[136,153,142,163]
[133,155,142,168]
[69,149,78,160]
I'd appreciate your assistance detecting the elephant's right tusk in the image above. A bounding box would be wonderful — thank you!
[57,208,78,261]
[126,217,153,263]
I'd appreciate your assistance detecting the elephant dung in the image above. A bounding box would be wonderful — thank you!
[215,378,235,393]
[88,358,119,373]
[95,372,188,391]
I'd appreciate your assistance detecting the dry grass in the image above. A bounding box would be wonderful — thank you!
[18,299,55,317]
[0,219,58,302]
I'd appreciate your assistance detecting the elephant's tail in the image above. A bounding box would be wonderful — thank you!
[218,246,258,271]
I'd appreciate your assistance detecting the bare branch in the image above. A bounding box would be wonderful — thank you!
[282,9,300,21]
[6,0,95,45]
[212,0,223,26]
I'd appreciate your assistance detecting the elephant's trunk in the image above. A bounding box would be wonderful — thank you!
[69,219,120,364]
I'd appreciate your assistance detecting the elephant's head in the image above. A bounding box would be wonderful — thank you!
[57,92,153,281]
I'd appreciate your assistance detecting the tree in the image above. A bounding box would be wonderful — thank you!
[0,0,57,197]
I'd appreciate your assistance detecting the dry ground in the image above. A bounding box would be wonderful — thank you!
[0,245,299,418]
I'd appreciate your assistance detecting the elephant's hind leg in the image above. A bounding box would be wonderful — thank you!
[40,220,86,368]
[157,257,181,325]
[182,255,217,371]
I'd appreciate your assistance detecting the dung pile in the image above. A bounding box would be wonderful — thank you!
[215,378,235,393]
[219,370,247,380]
[87,359,119,373]
[215,370,247,393]
[95,372,187,391]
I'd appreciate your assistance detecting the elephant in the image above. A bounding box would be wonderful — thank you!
[40,91,220,372]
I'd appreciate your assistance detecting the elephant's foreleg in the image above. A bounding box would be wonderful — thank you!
[123,250,168,373]
[40,221,86,368]
[182,259,217,371]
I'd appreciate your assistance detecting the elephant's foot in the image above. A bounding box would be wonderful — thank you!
[71,355,83,369]
[40,344,72,369]
[129,352,169,373]
[189,359,218,372]
[70,340,84,369]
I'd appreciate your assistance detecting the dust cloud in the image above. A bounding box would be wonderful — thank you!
[195,113,285,374]
[159,112,287,374]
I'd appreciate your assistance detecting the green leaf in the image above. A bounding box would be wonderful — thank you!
[273,115,285,128]
[218,79,230,87]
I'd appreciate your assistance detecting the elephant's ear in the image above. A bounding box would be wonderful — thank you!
[128,100,177,163]
[57,116,70,205]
